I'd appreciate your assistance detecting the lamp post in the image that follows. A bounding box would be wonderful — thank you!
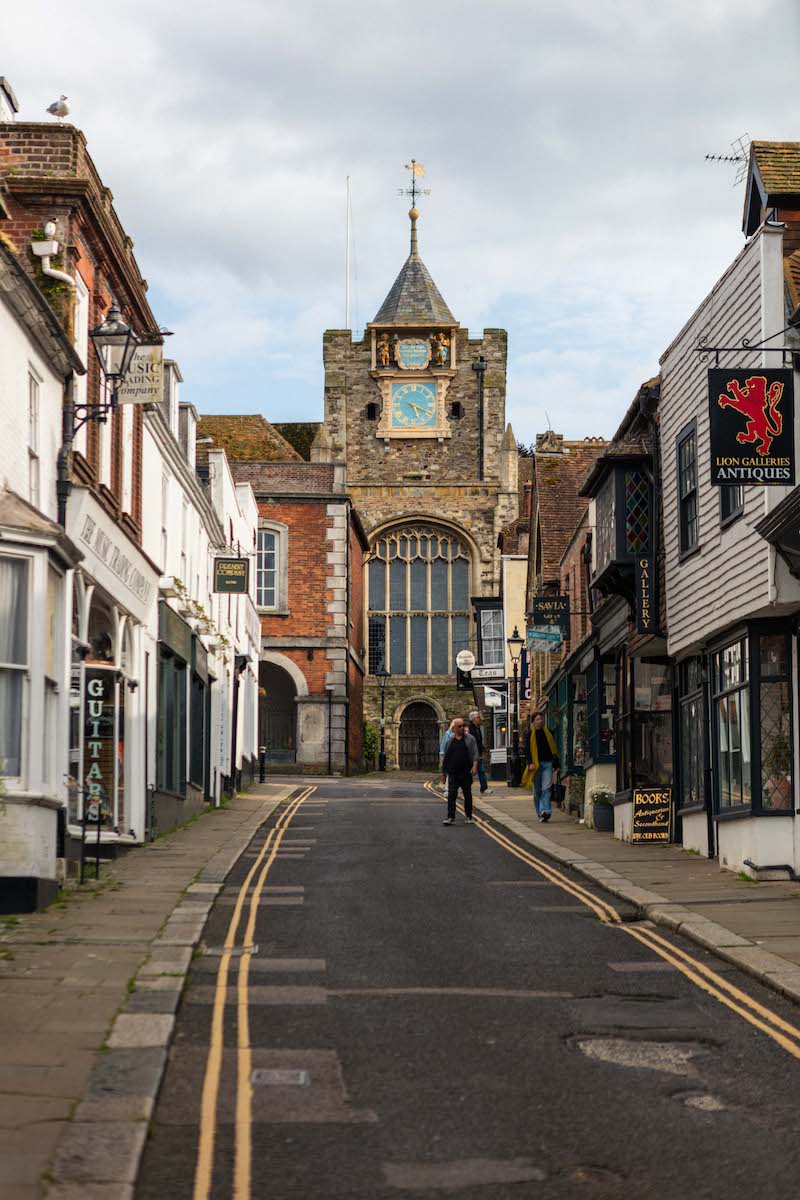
[57,301,140,527]
[375,665,391,771]
[507,625,525,787]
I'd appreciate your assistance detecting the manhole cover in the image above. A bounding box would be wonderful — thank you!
[251,1068,310,1087]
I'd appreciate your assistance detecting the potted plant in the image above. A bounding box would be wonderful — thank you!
[589,785,614,832]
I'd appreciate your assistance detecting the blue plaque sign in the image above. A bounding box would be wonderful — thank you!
[396,338,431,370]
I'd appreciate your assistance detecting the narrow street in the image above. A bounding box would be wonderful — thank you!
[137,778,800,1199]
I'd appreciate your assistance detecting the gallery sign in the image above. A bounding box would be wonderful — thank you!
[708,368,794,486]
[635,557,657,635]
[531,595,570,634]
[213,557,250,594]
[631,787,672,844]
[117,343,164,405]
[526,625,563,655]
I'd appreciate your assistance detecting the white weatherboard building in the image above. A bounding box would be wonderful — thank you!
[0,242,259,908]
[661,218,800,876]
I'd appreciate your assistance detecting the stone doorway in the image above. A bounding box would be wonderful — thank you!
[259,662,297,763]
[399,702,440,771]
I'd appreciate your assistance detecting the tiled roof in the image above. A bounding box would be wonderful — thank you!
[272,422,322,461]
[785,251,800,312]
[196,415,302,463]
[751,141,800,195]
[373,216,455,325]
[535,440,607,581]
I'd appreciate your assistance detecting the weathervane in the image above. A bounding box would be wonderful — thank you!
[398,159,431,207]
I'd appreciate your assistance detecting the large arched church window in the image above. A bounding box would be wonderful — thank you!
[367,526,471,676]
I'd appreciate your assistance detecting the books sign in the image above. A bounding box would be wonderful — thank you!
[631,787,672,844]
[213,558,249,594]
[708,368,794,486]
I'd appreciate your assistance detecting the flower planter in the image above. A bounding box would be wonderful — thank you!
[593,803,614,833]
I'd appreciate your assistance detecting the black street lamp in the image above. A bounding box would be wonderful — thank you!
[507,625,525,788]
[88,300,139,406]
[57,301,140,527]
[375,665,391,771]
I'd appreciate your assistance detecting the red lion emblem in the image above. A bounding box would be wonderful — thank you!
[718,375,784,455]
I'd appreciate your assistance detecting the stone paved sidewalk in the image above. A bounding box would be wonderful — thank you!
[475,786,800,1006]
[0,781,297,1200]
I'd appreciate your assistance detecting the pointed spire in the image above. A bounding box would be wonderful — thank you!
[310,423,332,463]
[502,422,517,451]
[372,206,455,326]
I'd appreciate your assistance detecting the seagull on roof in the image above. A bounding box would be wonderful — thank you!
[46,95,70,121]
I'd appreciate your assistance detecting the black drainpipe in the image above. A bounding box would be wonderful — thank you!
[472,356,486,481]
[57,373,76,528]
[344,500,351,775]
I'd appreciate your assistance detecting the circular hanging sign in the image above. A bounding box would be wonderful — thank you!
[456,649,476,673]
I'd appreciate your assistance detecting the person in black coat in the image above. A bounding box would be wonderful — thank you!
[440,718,478,825]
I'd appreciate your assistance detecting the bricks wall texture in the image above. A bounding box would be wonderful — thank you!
[0,122,157,542]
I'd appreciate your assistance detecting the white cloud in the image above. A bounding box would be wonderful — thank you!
[4,0,799,440]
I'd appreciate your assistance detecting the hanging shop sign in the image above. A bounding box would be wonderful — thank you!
[117,343,164,405]
[521,649,530,704]
[471,664,505,682]
[631,787,672,844]
[213,557,250,594]
[635,556,657,635]
[84,670,114,825]
[531,595,570,634]
[708,368,794,486]
[526,625,564,655]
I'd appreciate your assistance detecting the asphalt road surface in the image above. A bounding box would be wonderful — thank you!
[136,777,800,1199]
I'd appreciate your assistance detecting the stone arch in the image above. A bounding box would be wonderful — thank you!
[260,650,309,697]
[367,512,484,568]
[392,693,447,726]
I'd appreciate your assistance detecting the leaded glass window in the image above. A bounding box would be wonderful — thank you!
[367,527,471,676]
[625,470,650,554]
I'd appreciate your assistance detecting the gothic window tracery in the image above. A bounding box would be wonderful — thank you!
[367,526,470,676]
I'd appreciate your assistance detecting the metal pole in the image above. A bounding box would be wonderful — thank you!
[94,804,102,882]
[379,687,386,772]
[472,356,486,482]
[345,176,351,329]
[327,688,333,776]
[56,374,75,528]
[513,658,521,786]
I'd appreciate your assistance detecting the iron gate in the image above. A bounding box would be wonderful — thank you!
[399,703,440,770]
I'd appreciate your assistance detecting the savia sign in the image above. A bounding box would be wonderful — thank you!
[708,368,795,486]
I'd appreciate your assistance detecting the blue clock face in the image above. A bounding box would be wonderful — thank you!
[391,382,436,428]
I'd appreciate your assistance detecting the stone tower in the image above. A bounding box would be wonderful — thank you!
[321,207,518,768]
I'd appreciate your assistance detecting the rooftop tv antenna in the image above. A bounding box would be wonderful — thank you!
[705,133,750,187]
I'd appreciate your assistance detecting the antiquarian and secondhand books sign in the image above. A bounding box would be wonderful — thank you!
[213,558,250,594]
[708,368,794,486]
[530,595,570,634]
[631,787,672,844]
[635,557,657,635]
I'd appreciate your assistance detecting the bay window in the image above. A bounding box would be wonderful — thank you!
[0,556,29,778]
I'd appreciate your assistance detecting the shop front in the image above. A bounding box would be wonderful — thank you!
[66,487,159,852]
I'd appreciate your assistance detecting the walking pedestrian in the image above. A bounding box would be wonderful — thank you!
[523,712,559,823]
[465,710,493,796]
[440,718,478,825]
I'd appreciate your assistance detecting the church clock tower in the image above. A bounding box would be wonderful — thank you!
[319,189,519,770]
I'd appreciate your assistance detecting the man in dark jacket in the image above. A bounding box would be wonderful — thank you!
[466,710,493,796]
[440,718,478,825]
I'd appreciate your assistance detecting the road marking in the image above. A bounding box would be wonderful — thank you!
[192,786,314,1200]
[427,783,800,1064]
[234,785,315,1199]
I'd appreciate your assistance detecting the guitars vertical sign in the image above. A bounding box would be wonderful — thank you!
[708,368,794,486]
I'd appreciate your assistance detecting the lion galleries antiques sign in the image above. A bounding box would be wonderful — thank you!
[708,368,794,486]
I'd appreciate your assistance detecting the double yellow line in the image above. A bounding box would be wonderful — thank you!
[426,782,800,1063]
[193,785,316,1200]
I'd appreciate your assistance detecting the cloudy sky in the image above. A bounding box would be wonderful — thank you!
[5,0,800,442]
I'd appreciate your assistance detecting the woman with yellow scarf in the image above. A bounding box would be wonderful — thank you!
[520,712,560,822]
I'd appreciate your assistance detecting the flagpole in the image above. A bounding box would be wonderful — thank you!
[345,175,351,330]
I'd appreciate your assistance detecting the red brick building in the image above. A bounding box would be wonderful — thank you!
[198,418,369,772]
